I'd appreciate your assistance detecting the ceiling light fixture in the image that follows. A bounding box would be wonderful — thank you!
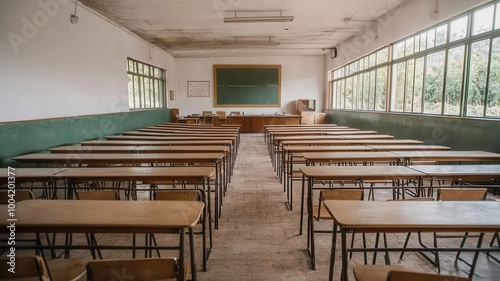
[224,11,293,23]
[226,36,281,46]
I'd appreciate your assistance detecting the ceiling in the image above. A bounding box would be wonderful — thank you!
[79,0,414,58]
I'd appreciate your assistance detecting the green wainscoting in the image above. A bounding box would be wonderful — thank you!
[327,110,500,153]
[0,109,171,167]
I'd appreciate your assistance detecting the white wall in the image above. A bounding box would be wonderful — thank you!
[325,0,491,71]
[0,0,176,122]
[173,56,325,116]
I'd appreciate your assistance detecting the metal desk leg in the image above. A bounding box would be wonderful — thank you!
[329,220,339,281]
[341,228,349,281]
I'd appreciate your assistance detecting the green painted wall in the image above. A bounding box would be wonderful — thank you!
[0,109,171,167]
[327,110,500,153]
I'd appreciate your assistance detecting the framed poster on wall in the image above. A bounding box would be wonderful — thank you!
[187,81,210,97]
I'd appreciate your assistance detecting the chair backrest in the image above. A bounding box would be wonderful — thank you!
[437,188,487,201]
[76,190,120,200]
[154,190,201,201]
[0,190,34,204]
[202,111,213,116]
[216,111,227,119]
[387,270,470,281]
[0,256,49,280]
[86,258,178,281]
[321,189,364,201]
[230,111,241,116]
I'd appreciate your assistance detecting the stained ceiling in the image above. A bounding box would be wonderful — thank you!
[79,0,415,58]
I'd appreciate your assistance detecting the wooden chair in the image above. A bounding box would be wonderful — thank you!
[0,190,34,203]
[216,111,227,124]
[86,257,187,281]
[310,189,364,268]
[352,264,411,281]
[202,111,213,116]
[0,255,86,281]
[153,190,209,272]
[387,270,470,281]
[76,190,120,259]
[400,189,487,274]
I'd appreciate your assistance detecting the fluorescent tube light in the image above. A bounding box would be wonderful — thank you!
[224,15,293,23]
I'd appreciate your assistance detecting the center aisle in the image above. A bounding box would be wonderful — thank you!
[198,133,330,281]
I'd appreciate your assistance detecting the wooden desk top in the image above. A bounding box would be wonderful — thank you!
[300,166,425,181]
[0,200,204,233]
[0,168,69,185]
[324,200,500,232]
[142,128,239,133]
[393,150,500,161]
[56,167,215,181]
[135,146,230,153]
[283,145,374,153]
[13,153,225,164]
[301,151,400,162]
[368,145,451,151]
[339,134,394,139]
[80,140,233,146]
[266,126,352,132]
[49,146,139,153]
[326,130,377,135]
[276,135,344,141]
[105,135,235,141]
[122,131,237,137]
[409,164,500,178]
[281,139,424,146]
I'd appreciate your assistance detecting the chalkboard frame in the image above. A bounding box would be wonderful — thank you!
[213,64,281,107]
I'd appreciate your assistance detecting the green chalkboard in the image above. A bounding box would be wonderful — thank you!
[214,65,281,107]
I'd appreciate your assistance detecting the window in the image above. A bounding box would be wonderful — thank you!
[127,58,166,110]
[329,2,500,118]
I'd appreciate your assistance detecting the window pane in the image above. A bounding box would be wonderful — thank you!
[487,37,500,117]
[369,53,376,67]
[413,57,424,113]
[134,76,140,108]
[450,16,468,42]
[394,42,405,59]
[362,73,370,110]
[333,81,338,108]
[436,24,448,46]
[369,70,376,110]
[496,3,500,29]
[359,59,365,71]
[424,51,445,114]
[138,63,143,75]
[376,48,388,64]
[472,5,494,35]
[352,75,358,109]
[404,59,415,112]
[420,32,427,51]
[143,65,149,76]
[128,60,134,72]
[375,67,387,111]
[391,62,406,112]
[356,75,363,109]
[444,45,465,115]
[414,34,421,53]
[467,39,490,116]
[345,77,353,109]
[405,38,414,56]
[427,29,436,49]
[128,74,134,109]
[339,79,345,109]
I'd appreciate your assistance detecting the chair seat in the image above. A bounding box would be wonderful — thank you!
[312,204,333,220]
[352,265,411,281]
[47,259,87,281]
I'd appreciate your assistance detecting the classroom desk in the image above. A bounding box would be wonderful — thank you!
[177,117,201,124]
[301,151,401,166]
[0,168,69,199]
[393,150,500,165]
[409,164,500,196]
[0,199,203,281]
[367,145,451,151]
[13,153,226,229]
[122,130,237,138]
[49,146,139,153]
[281,146,374,209]
[324,200,500,281]
[57,166,214,270]
[299,166,426,271]
[281,139,423,146]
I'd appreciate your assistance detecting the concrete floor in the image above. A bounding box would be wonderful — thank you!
[6,133,500,281]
